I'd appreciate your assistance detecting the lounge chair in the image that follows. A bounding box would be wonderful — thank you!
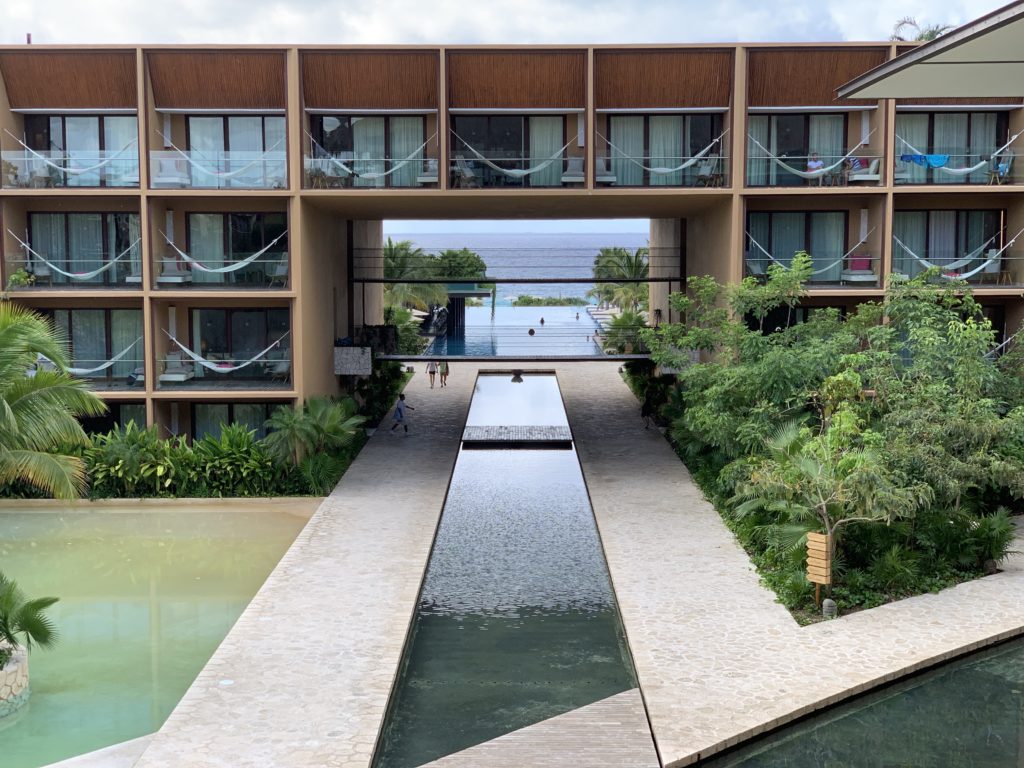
[595,157,616,185]
[989,152,1014,185]
[695,158,722,187]
[848,157,881,183]
[841,255,877,284]
[267,258,289,288]
[417,158,439,185]
[453,154,478,188]
[151,157,190,188]
[29,261,52,286]
[156,258,192,285]
[158,351,194,383]
[561,156,585,185]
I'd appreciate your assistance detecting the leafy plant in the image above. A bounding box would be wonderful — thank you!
[5,268,35,290]
[0,571,58,667]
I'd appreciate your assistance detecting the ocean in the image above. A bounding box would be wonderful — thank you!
[387,231,649,306]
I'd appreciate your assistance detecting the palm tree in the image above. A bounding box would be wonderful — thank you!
[263,405,317,466]
[0,302,106,499]
[591,246,649,311]
[304,397,365,455]
[0,571,58,663]
[602,310,649,354]
[383,237,448,311]
[890,17,953,42]
[263,397,364,467]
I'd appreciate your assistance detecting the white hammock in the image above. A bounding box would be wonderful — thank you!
[156,131,284,180]
[597,130,727,174]
[8,229,140,281]
[161,230,287,274]
[68,338,143,375]
[896,130,1022,176]
[746,230,875,276]
[747,129,876,180]
[452,133,575,179]
[3,129,137,175]
[892,226,1023,280]
[164,331,291,374]
[305,131,436,180]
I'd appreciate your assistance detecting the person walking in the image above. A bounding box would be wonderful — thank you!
[390,393,415,434]
[439,360,449,387]
[641,387,657,429]
[426,360,438,389]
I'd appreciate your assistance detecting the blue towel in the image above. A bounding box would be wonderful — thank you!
[899,153,950,168]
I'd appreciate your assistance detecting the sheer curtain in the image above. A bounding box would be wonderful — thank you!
[610,116,644,186]
[194,404,229,441]
[747,115,769,186]
[353,117,386,188]
[390,116,423,188]
[228,116,264,188]
[110,309,142,378]
[933,114,968,185]
[264,117,287,186]
[809,115,844,168]
[895,114,928,183]
[234,403,268,438]
[647,116,683,187]
[189,214,226,285]
[71,310,106,378]
[747,212,771,275]
[30,214,66,283]
[893,212,927,276]
[771,213,805,268]
[529,116,562,187]
[109,213,141,284]
[103,116,138,186]
[809,212,844,282]
[65,117,101,187]
[928,211,957,268]
[188,117,225,187]
[68,214,103,285]
[969,113,998,184]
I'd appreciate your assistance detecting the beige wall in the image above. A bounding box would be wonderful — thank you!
[353,219,384,328]
[649,218,681,324]
[687,198,737,288]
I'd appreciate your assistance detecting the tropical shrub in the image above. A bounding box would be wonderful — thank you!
[0,572,58,668]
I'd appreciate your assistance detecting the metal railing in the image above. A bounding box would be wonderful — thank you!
[4,255,143,289]
[594,151,728,188]
[893,150,1017,185]
[149,150,287,190]
[153,253,289,289]
[891,251,1024,286]
[303,155,440,188]
[1,150,140,188]
[448,153,584,188]
[157,352,292,390]
[744,253,882,286]
[746,152,885,187]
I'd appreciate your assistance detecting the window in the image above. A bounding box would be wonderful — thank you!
[449,115,566,187]
[747,113,846,186]
[310,114,428,188]
[894,112,1007,184]
[192,402,281,440]
[22,114,138,187]
[185,212,288,286]
[747,211,848,282]
[186,115,286,187]
[190,308,290,381]
[80,402,146,435]
[608,113,723,186]
[28,212,141,286]
[49,309,143,385]
[892,210,1003,276]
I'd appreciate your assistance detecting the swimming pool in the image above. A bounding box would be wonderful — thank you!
[427,306,601,357]
[0,503,310,768]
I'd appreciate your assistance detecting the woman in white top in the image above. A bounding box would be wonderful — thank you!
[426,360,438,389]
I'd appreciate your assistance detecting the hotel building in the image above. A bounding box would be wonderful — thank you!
[1,43,1021,438]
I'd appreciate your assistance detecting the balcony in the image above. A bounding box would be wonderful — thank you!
[893,150,1018,186]
[303,154,439,189]
[746,150,884,188]
[42,308,144,391]
[892,245,1024,287]
[448,152,585,189]
[593,150,726,188]
[1,149,140,189]
[5,223,142,290]
[149,150,287,190]
[157,349,291,391]
[744,251,881,287]
[154,251,289,289]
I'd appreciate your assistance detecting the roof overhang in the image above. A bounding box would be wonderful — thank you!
[839,1,1024,99]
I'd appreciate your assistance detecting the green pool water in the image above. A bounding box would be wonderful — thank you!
[0,504,310,768]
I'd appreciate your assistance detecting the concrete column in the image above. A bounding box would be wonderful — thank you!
[649,218,682,326]
[353,220,384,327]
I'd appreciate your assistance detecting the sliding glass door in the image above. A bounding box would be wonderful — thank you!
[29,212,141,287]
[747,211,847,282]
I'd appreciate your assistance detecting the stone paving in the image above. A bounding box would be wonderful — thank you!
[42,736,152,768]
[127,360,1024,768]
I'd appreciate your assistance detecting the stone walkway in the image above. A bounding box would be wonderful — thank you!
[129,361,1024,768]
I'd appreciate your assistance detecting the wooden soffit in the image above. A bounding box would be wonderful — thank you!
[447,50,586,110]
[302,51,439,111]
[147,50,286,110]
[748,47,888,107]
[0,51,137,110]
[595,49,733,109]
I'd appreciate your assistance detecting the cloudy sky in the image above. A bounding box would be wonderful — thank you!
[0,0,999,48]
[1,0,998,234]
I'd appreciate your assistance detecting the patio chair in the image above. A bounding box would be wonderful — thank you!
[595,156,616,185]
[416,158,439,185]
[453,154,478,188]
[29,261,52,287]
[156,258,192,284]
[267,259,289,288]
[841,254,877,284]
[561,156,585,185]
[989,152,1014,185]
[151,157,190,188]
[695,158,722,187]
[158,351,194,383]
[848,157,881,183]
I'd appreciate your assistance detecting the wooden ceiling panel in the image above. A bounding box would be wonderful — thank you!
[302,51,438,110]
[595,49,733,109]
[447,50,586,109]
[147,51,286,110]
[748,48,888,107]
[0,51,137,109]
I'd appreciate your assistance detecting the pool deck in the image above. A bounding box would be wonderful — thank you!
[129,361,1024,768]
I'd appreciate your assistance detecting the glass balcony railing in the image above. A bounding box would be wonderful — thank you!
[149,151,287,190]
[892,250,1024,286]
[157,350,292,391]
[594,152,727,188]
[30,352,145,391]
[745,253,882,286]
[746,152,884,187]
[5,253,143,290]
[303,154,439,189]
[893,150,1017,185]
[448,153,585,189]
[153,253,289,289]
[1,150,140,189]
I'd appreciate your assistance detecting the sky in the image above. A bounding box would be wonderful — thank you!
[0,0,1000,234]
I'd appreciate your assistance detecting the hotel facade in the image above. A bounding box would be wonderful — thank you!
[1,43,1022,438]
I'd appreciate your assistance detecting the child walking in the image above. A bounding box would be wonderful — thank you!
[391,393,415,434]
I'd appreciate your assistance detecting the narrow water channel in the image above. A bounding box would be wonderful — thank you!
[372,374,638,767]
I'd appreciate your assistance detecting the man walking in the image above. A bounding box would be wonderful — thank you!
[391,393,415,434]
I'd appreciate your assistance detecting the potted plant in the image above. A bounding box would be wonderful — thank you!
[0,572,58,717]
[1,159,19,187]
[5,268,35,291]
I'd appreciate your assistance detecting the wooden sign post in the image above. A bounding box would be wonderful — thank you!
[806,532,832,607]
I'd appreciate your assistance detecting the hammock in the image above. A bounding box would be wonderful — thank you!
[8,230,140,281]
[3,129,137,175]
[305,132,437,180]
[161,230,288,274]
[747,129,875,179]
[896,130,1023,176]
[891,234,997,273]
[745,230,875,276]
[892,225,1024,280]
[67,338,143,375]
[164,331,291,374]
[452,132,575,179]
[156,131,284,180]
[597,130,727,174]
